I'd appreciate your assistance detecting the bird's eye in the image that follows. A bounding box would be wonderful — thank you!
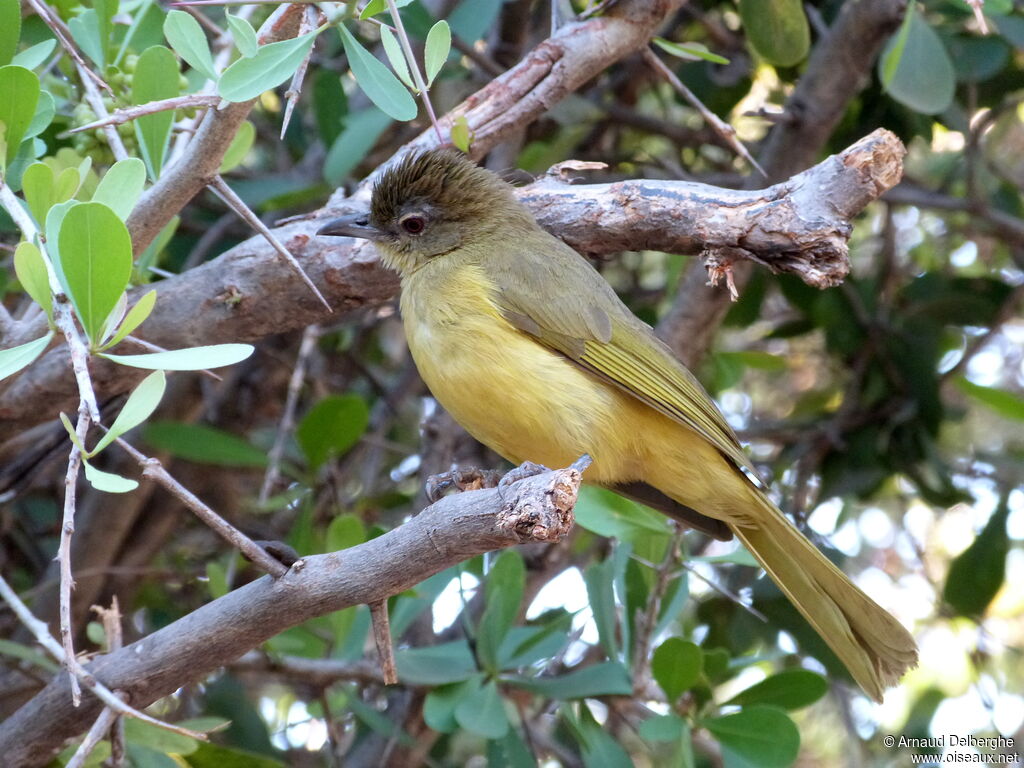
[400,215,426,235]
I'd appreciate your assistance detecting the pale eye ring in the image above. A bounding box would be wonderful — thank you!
[400,215,426,235]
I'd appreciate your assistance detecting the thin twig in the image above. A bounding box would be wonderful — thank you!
[0,573,208,740]
[208,175,331,310]
[369,600,398,684]
[97,597,126,767]
[259,324,320,503]
[681,560,767,622]
[385,0,445,145]
[64,95,222,135]
[114,437,289,578]
[631,525,685,694]
[280,5,319,139]
[74,60,130,162]
[58,403,91,705]
[642,46,766,178]
[23,0,112,93]
[66,707,117,768]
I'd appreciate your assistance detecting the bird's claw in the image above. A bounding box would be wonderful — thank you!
[425,465,504,503]
[497,461,552,499]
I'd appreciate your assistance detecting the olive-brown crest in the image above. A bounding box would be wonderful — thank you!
[369,149,515,230]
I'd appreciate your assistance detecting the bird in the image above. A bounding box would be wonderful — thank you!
[318,149,918,701]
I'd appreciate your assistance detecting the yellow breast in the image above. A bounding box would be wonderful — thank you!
[400,261,648,483]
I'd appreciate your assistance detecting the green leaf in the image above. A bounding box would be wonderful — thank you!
[653,37,729,65]
[325,513,364,553]
[583,557,618,658]
[226,13,258,58]
[218,31,318,103]
[639,713,686,743]
[124,717,200,756]
[91,370,166,456]
[24,90,53,141]
[0,0,20,66]
[704,706,800,768]
[738,0,810,67]
[143,421,267,467]
[575,485,671,541]
[11,40,57,71]
[324,106,392,185]
[132,45,179,179]
[0,332,52,382]
[92,157,147,220]
[379,26,414,89]
[652,638,702,701]
[21,161,53,223]
[359,0,387,19]
[691,547,759,568]
[395,640,477,685]
[164,10,218,80]
[185,742,286,768]
[423,678,476,733]
[60,411,86,453]
[956,378,1024,421]
[450,114,471,153]
[565,701,634,768]
[68,10,104,69]
[477,549,526,671]
[878,9,954,115]
[338,25,417,121]
[206,560,229,599]
[0,65,40,169]
[0,638,59,673]
[942,499,1010,618]
[725,669,829,711]
[101,343,254,370]
[506,661,633,699]
[424,21,450,86]
[83,460,139,493]
[453,679,509,739]
[58,202,132,345]
[219,120,255,174]
[14,241,53,322]
[102,289,157,350]
[296,394,370,470]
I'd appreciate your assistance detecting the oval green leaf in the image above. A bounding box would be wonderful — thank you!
[143,421,267,467]
[91,370,167,456]
[12,40,58,71]
[133,45,179,180]
[453,680,509,739]
[218,31,318,103]
[338,25,417,121]
[424,21,451,86]
[103,288,157,351]
[738,0,810,67]
[226,13,258,58]
[0,331,52,382]
[84,460,139,493]
[93,157,147,220]
[379,26,414,89]
[652,637,702,701]
[164,10,218,81]
[14,240,53,321]
[58,201,132,345]
[879,10,955,115]
[0,65,41,167]
[0,0,21,66]
[296,393,370,470]
[704,706,800,768]
[100,343,255,371]
[219,120,255,174]
[725,669,829,710]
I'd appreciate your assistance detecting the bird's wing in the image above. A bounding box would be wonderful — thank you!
[488,242,760,479]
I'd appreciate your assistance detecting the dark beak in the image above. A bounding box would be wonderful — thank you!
[317,212,386,241]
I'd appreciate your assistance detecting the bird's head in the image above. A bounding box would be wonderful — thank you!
[318,149,528,275]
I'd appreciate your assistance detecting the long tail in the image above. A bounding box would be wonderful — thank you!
[733,491,918,702]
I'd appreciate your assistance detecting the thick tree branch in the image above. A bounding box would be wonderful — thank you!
[657,0,908,367]
[0,463,582,767]
[0,131,903,444]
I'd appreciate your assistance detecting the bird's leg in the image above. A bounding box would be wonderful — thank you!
[497,461,552,494]
[425,464,505,503]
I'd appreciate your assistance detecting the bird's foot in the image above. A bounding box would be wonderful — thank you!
[497,461,553,500]
[425,465,505,503]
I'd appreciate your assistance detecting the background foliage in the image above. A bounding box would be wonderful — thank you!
[1,0,1023,766]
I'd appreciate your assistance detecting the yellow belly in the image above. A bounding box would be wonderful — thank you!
[399,261,745,518]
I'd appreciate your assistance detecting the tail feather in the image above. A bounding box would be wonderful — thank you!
[733,492,918,702]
